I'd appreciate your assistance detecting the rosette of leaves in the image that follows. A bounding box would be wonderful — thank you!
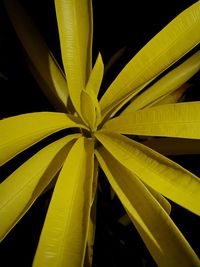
[1,0,200,266]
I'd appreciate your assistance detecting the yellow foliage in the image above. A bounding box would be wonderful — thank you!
[1,0,200,266]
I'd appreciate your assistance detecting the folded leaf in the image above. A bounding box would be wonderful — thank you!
[118,183,172,225]
[55,0,93,117]
[103,102,200,139]
[142,137,200,155]
[80,53,103,128]
[95,131,200,215]
[95,147,200,267]
[0,134,79,240]
[81,90,97,130]
[4,0,68,111]
[0,112,87,166]
[86,53,104,98]
[100,1,200,120]
[99,80,151,124]
[144,184,171,214]
[123,51,200,113]
[33,137,94,267]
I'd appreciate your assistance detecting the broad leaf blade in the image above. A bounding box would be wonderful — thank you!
[0,112,87,166]
[33,137,94,267]
[95,131,200,215]
[55,0,93,117]
[100,1,200,120]
[95,147,199,267]
[103,102,200,139]
[0,134,79,240]
[4,0,68,111]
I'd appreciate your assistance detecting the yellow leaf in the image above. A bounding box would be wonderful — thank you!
[148,83,189,107]
[95,131,200,215]
[84,194,97,267]
[0,112,87,166]
[33,137,94,267]
[84,159,98,267]
[103,102,200,139]
[100,2,200,120]
[81,90,97,130]
[81,53,103,129]
[118,182,172,221]
[144,184,171,214]
[4,0,68,111]
[55,0,93,117]
[123,51,200,113]
[90,158,99,205]
[98,80,151,124]
[86,53,104,98]
[95,147,200,267]
[0,134,79,241]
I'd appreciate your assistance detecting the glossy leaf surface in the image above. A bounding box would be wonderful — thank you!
[0,112,86,166]
[96,147,199,267]
[33,137,94,267]
[95,131,200,215]
[0,135,79,240]
[104,102,200,139]
[123,51,200,113]
[55,0,93,116]
[100,1,200,120]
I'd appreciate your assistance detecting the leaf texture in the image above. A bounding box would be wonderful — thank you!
[95,131,200,215]
[0,134,79,240]
[55,0,93,117]
[84,160,98,267]
[85,53,104,98]
[148,83,189,107]
[123,51,200,113]
[100,1,200,120]
[33,137,94,267]
[144,184,171,214]
[103,102,200,139]
[0,112,86,166]
[81,90,97,130]
[95,147,200,267]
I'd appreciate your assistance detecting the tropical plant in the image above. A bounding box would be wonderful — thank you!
[1,0,200,266]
